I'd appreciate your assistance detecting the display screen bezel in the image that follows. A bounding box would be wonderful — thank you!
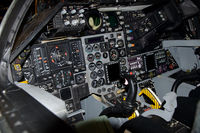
[85,36,104,44]
[105,62,121,84]
[145,54,156,71]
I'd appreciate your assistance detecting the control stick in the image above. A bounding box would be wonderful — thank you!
[100,71,139,118]
[120,71,138,104]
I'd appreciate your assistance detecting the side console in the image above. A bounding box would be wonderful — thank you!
[128,49,178,82]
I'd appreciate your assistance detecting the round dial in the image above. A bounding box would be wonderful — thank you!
[89,63,96,71]
[86,10,103,31]
[117,40,124,48]
[109,49,119,61]
[86,44,93,52]
[93,44,100,51]
[91,80,98,88]
[87,54,94,62]
[120,58,126,65]
[95,52,101,60]
[50,46,70,67]
[90,71,97,79]
[75,73,85,84]
[98,78,105,86]
[109,39,115,48]
[119,49,126,57]
[97,69,104,77]
[96,61,103,69]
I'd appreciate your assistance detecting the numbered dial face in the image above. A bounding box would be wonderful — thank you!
[109,49,119,61]
[53,70,73,89]
[50,46,71,67]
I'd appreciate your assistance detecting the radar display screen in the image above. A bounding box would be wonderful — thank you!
[146,54,155,71]
[107,12,119,28]
[106,63,121,83]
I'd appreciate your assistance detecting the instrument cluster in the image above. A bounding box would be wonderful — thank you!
[81,31,128,95]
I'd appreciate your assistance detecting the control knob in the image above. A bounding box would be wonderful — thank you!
[79,9,85,14]
[119,16,124,19]
[71,9,76,14]
[71,19,79,26]
[80,19,86,24]
[64,21,70,26]
[61,9,67,15]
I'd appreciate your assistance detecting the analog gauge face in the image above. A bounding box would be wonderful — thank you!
[86,10,103,31]
[96,61,103,69]
[117,40,124,48]
[109,49,119,61]
[53,70,73,89]
[50,46,71,67]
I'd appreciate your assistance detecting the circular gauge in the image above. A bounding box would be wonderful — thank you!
[87,54,94,62]
[98,78,105,86]
[109,49,119,61]
[85,44,93,53]
[89,63,96,71]
[120,58,126,65]
[93,44,100,51]
[103,52,108,58]
[109,39,115,48]
[97,69,104,77]
[75,73,85,84]
[97,89,102,94]
[95,52,101,60]
[119,49,126,57]
[50,46,70,67]
[117,40,124,48]
[85,9,103,31]
[91,80,98,88]
[90,71,97,79]
[53,70,73,89]
[96,61,103,69]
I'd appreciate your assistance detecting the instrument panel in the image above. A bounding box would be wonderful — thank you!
[81,31,128,95]
[11,3,180,123]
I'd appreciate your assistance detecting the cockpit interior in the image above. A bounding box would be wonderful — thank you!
[0,0,200,133]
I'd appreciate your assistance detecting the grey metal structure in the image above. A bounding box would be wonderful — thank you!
[15,82,68,120]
